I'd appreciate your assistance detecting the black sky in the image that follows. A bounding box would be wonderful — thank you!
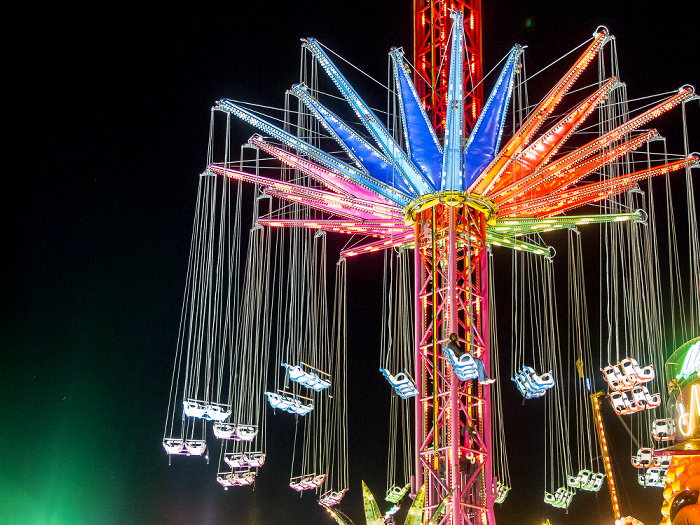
[8,1,699,524]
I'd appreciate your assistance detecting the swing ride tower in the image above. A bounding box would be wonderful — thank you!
[411,3,492,523]
[411,200,495,524]
[163,1,699,522]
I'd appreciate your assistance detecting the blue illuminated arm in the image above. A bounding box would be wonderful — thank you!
[290,84,414,196]
[462,47,520,189]
[390,48,442,191]
[216,99,411,206]
[441,10,466,192]
[302,38,433,197]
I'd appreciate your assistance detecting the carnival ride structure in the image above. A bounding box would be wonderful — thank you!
[162,3,699,524]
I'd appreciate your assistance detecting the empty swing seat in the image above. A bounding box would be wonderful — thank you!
[290,474,317,491]
[638,467,667,488]
[282,363,331,392]
[184,440,207,456]
[609,391,643,415]
[581,472,605,492]
[225,453,247,469]
[265,391,314,415]
[652,418,676,441]
[653,455,671,469]
[163,438,185,455]
[443,347,479,381]
[544,487,574,509]
[631,448,654,468]
[602,364,634,391]
[380,369,418,399]
[234,425,258,441]
[567,469,591,489]
[205,403,231,422]
[621,357,655,382]
[213,423,237,440]
[495,481,510,504]
[319,488,348,507]
[183,399,208,419]
[385,483,410,503]
[512,366,554,399]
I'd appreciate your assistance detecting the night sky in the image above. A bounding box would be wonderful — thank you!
[8,1,699,524]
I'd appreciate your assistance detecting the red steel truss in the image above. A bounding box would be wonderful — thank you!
[413,0,483,136]
[413,201,493,524]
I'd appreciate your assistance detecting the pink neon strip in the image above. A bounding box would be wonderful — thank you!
[263,188,398,222]
[209,165,402,220]
[249,136,394,205]
[258,218,409,237]
[339,231,416,257]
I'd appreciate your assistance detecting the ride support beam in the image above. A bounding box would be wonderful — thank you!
[413,201,493,524]
[413,0,483,137]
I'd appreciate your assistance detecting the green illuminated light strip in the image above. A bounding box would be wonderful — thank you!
[488,212,641,236]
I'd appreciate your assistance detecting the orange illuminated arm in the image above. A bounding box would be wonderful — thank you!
[471,29,609,196]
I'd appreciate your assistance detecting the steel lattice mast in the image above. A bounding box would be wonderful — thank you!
[414,0,483,135]
[413,3,491,523]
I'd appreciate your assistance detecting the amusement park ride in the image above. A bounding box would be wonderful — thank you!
[163,1,698,524]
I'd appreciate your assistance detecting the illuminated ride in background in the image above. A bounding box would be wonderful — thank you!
[162,2,699,523]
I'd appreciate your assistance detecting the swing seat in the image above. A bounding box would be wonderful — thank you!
[183,399,208,419]
[163,438,185,455]
[319,488,348,507]
[653,455,671,469]
[292,400,314,416]
[213,423,237,440]
[545,487,574,509]
[521,366,554,390]
[246,452,265,467]
[304,374,331,392]
[380,369,418,399]
[290,474,317,491]
[512,367,551,398]
[283,363,331,392]
[311,474,327,487]
[206,403,231,422]
[265,392,293,410]
[217,473,236,488]
[652,418,676,441]
[495,482,510,504]
[385,483,410,503]
[621,357,655,382]
[610,391,642,415]
[631,448,654,468]
[602,364,632,391]
[225,452,247,469]
[581,472,605,492]
[223,470,255,486]
[283,364,306,382]
[630,385,661,410]
[443,347,479,381]
[184,440,207,456]
[234,425,258,441]
[638,467,666,488]
[266,391,314,415]
[567,469,591,488]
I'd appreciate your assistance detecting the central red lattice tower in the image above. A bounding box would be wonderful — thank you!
[413,0,483,136]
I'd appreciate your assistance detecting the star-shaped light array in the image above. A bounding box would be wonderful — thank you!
[211,11,698,258]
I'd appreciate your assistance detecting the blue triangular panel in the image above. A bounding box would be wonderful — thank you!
[300,93,416,196]
[462,47,519,189]
[392,51,442,192]
[441,11,466,192]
